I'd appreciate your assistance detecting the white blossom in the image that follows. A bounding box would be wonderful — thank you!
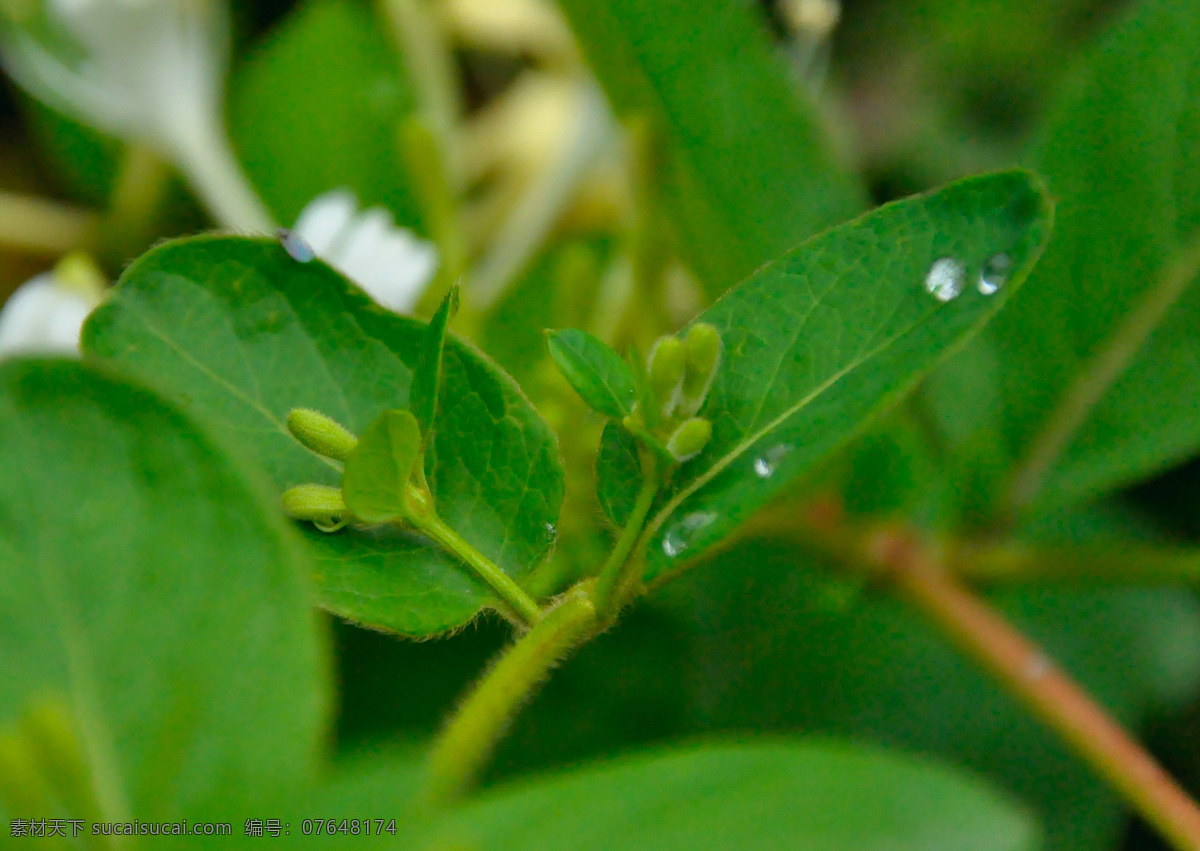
[291,190,439,315]
[0,257,104,358]
[0,0,271,231]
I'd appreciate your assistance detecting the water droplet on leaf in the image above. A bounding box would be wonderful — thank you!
[661,511,718,558]
[978,253,1012,295]
[753,444,792,478]
[924,257,965,302]
[278,228,315,263]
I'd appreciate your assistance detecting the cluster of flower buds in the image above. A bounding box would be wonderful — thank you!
[628,322,721,464]
[279,406,436,533]
[279,408,358,532]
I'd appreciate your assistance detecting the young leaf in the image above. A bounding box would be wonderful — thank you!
[0,359,328,818]
[83,237,564,637]
[628,171,1053,586]
[546,328,637,419]
[412,285,460,439]
[555,0,866,296]
[429,741,1037,850]
[228,0,424,227]
[927,0,1200,515]
[596,421,642,528]
[343,409,423,523]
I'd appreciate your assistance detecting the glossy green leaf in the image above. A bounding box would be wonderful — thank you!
[929,0,1200,514]
[83,237,563,636]
[343,409,423,523]
[412,285,459,439]
[546,328,636,419]
[228,0,424,228]
[555,0,866,296]
[0,359,328,818]
[432,741,1037,850]
[629,171,1052,584]
[596,421,642,528]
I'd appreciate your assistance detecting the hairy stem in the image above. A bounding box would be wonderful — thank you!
[1006,231,1200,517]
[418,514,543,627]
[592,447,660,618]
[871,529,1200,851]
[422,585,597,807]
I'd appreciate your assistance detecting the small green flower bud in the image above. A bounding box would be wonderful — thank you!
[680,323,722,415]
[287,408,357,462]
[281,484,347,531]
[666,417,713,463]
[647,335,686,417]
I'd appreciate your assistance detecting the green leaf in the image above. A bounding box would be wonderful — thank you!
[228,0,424,228]
[654,539,1200,851]
[555,0,866,296]
[596,421,641,528]
[929,0,1200,514]
[632,171,1053,585]
[412,285,459,439]
[546,328,637,419]
[431,741,1037,850]
[343,409,423,523]
[0,359,328,818]
[83,236,563,636]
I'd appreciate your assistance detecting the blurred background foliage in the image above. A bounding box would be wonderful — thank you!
[2,1,1198,848]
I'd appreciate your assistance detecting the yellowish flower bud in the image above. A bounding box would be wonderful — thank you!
[647,335,686,417]
[681,323,721,415]
[666,417,713,463]
[286,408,357,462]
[281,483,346,531]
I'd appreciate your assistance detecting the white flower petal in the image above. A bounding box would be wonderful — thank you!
[0,273,99,358]
[293,189,359,258]
[292,194,439,314]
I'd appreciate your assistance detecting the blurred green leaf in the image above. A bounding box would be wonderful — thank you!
[928,0,1200,515]
[638,171,1053,585]
[228,0,424,228]
[546,328,636,418]
[433,741,1038,850]
[83,237,562,636]
[654,539,1200,851]
[0,359,328,818]
[343,409,422,523]
[555,0,867,296]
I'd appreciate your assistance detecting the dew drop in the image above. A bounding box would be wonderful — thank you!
[661,511,718,558]
[924,257,965,302]
[753,443,792,478]
[978,253,1012,295]
[277,228,315,263]
[543,521,557,539]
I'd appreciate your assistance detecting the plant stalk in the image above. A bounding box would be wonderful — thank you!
[871,529,1200,851]
[421,585,596,807]
[592,447,659,618]
[417,513,543,627]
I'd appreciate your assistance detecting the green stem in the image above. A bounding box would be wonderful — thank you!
[97,143,171,263]
[422,585,597,807]
[592,447,659,618]
[417,513,543,627]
